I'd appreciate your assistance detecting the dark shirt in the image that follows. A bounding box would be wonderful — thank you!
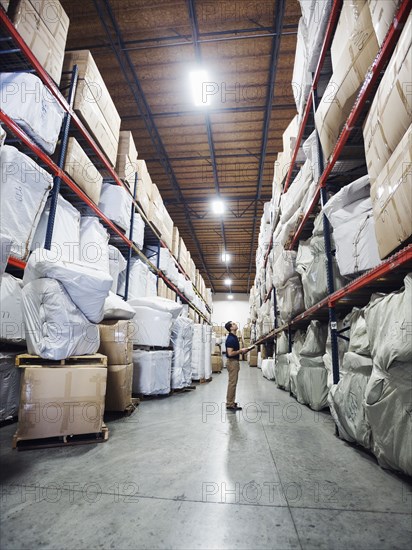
[226,333,240,359]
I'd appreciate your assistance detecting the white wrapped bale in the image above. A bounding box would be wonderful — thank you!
[132,350,172,395]
[108,245,127,293]
[328,351,373,448]
[23,249,112,323]
[203,325,212,380]
[31,194,81,262]
[132,213,145,250]
[103,292,135,321]
[275,354,291,390]
[276,275,305,324]
[289,331,305,398]
[129,305,173,347]
[0,274,25,343]
[171,317,194,389]
[1,145,53,260]
[0,73,64,154]
[118,258,148,299]
[192,324,205,380]
[262,358,276,380]
[22,278,100,360]
[98,182,133,232]
[79,216,110,273]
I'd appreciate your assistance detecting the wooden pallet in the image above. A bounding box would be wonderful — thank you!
[133,392,172,400]
[12,424,109,451]
[105,398,140,416]
[15,353,107,368]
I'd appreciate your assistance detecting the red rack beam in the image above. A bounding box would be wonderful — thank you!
[283,0,343,193]
[7,256,26,270]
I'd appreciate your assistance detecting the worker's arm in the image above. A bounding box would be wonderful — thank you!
[227,347,248,357]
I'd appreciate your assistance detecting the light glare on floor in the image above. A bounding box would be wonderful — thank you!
[227,294,234,300]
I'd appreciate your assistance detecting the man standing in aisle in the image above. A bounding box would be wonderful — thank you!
[225,321,249,412]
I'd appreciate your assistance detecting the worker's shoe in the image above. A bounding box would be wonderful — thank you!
[226,405,242,411]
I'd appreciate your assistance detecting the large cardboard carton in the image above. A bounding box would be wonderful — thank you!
[105,363,133,412]
[211,355,223,373]
[316,1,379,160]
[172,226,180,259]
[64,137,102,204]
[98,320,133,366]
[370,126,412,259]
[16,366,107,440]
[368,0,401,47]
[363,12,411,183]
[178,238,189,272]
[9,0,69,84]
[63,50,120,166]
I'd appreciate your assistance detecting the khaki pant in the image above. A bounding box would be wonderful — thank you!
[226,359,240,407]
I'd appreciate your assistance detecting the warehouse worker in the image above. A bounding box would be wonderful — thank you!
[225,321,249,411]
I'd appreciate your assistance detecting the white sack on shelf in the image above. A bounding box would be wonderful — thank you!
[31,194,81,262]
[0,233,12,277]
[108,245,127,293]
[159,248,172,275]
[300,320,328,357]
[128,296,183,319]
[262,359,276,380]
[272,250,297,288]
[289,330,305,398]
[364,362,412,476]
[103,291,135,320]
[328,352,373,448]
[22,278,100,360]
[348,307,370,356]
[291,18,312,116]
[23,248,112,323]
[132,350,172,395]
[132,212,145,250]
[0,351,21,422]
[0,274,25,343]
[98,182,133,232]
[0,73,64,154]
[129,305,173,347]
[203,325,212,380]
[0,145,52,260]
[275,354,291,390]
[146,271,158,297]
[171,316,194,389]
[276,275,305,324]
[79,216,110,273]
[118,258,148,299]
[322,176,370,226]
[364,275,412,370]
[296,364,329,411]
[280,160,313,224]
[277,332,289,355]
[191,324,205,380]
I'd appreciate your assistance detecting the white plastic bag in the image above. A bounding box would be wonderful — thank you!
[0,273,25,343]
[108,245,127,293]
[98,182,133,232]
[103,292,135,320]
[132,350,172,395]
[128,296,183,319]
[22,278,100,360]
[80,216,110,273]
[171,316,194,389]
[130,305,173,347]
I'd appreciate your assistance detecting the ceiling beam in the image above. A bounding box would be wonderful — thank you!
[247,0,286,290]
[93,0,215,291]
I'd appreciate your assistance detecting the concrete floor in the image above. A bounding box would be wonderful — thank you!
[1,362,411,550]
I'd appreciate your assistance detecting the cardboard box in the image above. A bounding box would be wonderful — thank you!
[63,50,120,165]
[116,131,138,188]
[363,12,411,183]
[157,278,168,299]
[64,137,102,204]
[316,1,379,161]
[178,238,188,272]
[370,125,412,259]
[172,226,180,258]
[105,363,133,412]
[98,320,133,366]
[212,355,223,373]
[368,0,401,47]
[16,366,107,440]
[118,131,138,162]
[9,0,69,84]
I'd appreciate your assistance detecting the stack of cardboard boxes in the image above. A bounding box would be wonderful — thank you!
[98,320,134,412]
[211,342,223,373]
[64,137,103,205]
[116,131,138,189]
[157,278,177,302]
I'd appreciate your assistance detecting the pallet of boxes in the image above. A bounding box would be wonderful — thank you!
[211,330,223,373]
[243,325,258,367]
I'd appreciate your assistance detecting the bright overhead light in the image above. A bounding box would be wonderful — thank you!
[227,294,234,300]
[221,252,231,263]
[211,199,225,215]
[224,278,232,286]
[189,69,212,106]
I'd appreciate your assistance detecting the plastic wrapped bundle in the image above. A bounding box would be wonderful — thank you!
[0,73,64,154]
[275,354,291,390]
[31,194,81,262]
[118,258,148,299]
[0,352,21,422]
[0,274,25,344]
[203,325,212,380]
[129,305,173,347]
[191,324,205,380]
[24,249,113,323]
[328,351,373,448]
[291,18,312,117]
[22,278,100,360]
[299,0,333,72]
[348,308,370,356]
[364,275,412,370]
[132,213,145,250]
[108,245,127,293]
[146,271,158,297]
[280,160,313,224]
[276,275,305,324]
[272,251,297,288]
[80,217,110,273]
[128,296,183,319]
[364,362,412,476]
[171,317,194,389]
[132,350,172,395]
[1,146,53,260]
[98,182,133,232]
[262,359,276,380]
[103,292,135,320]
[288,330,306,398]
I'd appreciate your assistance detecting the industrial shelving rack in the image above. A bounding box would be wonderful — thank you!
[252,0,412,386]
[0,6,212,324]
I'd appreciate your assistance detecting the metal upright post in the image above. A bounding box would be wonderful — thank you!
[124,173,138,300]
[312,85,340,385]
[44,65,78,251]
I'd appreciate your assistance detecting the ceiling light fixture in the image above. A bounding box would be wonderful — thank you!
[189,69,211,106]
[224,278,232,286]
[221,252,231,263]
[211,199,225,215]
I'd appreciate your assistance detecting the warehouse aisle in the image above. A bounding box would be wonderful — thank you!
[1,363,411,550]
